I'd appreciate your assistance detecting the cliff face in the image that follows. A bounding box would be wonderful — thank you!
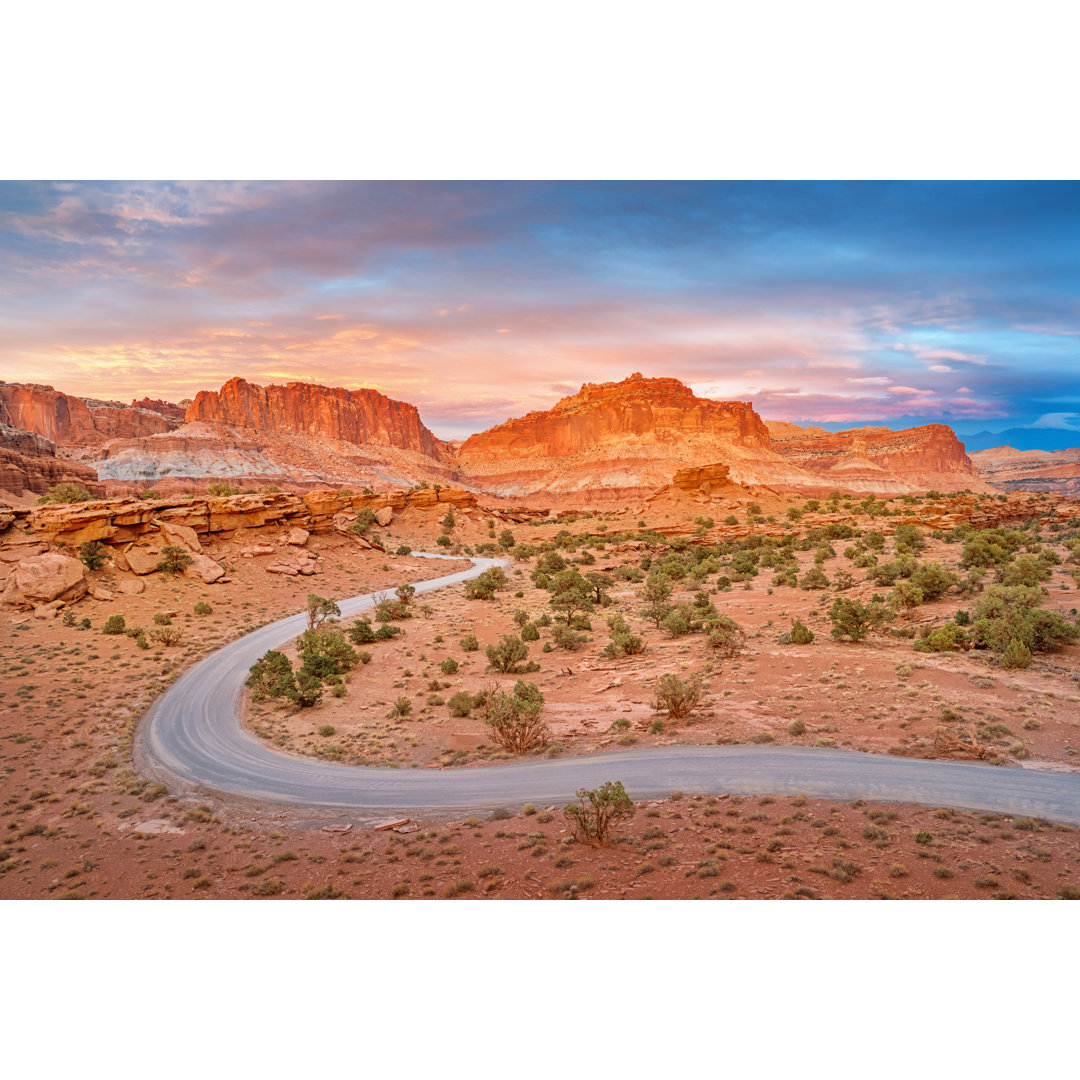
[186,378,450,461]
[0,426,104,499]
[768,422,987,493]
[455,373,808,495]
[131,397,189,421]
[970,445,1080,496]
[0,383,177,445]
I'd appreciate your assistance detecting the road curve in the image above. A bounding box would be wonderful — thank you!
[139,554,1080,825]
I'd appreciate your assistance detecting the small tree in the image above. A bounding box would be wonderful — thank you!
[790,620,814,645]
[306,594,341,631]
[479,680,548,753]
[1000,637,1033,670]
[441,509,456,531]
[78,540,111,571]
[829,597,886,642]
[889,580,924,618]
[247,650,298,701]
[156,545,194,574]
[705,616,745,657]
[653,672,704,720]
[102,614,126,635]
[499,529,516,549]
[395,583,416,607]
[564,781,635,846]
[486,634,530,673]
[350,507,377,534]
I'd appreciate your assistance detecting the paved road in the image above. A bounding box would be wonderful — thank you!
[139,554,1080,825]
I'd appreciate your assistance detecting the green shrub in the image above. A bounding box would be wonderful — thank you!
[440,657,459,675]
[1000,638,1033,670]
[829,597,887,642]
[387,697,412,719]
[207,482,240,497]
[460,633,479,651]
[37,482,93,505]
[102,614,126,635]
[564,781,635,846]
[479,680,548,753]
[790,620,814,644]
[486,634,530,673]
[194,601,213,616]
[78,540,110,570]
[447,691,474,717]
[156,545,194,574]
[653,672,703,720]
[914,623,969,653]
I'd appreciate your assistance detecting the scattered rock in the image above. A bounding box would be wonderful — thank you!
[89,587,115,601]
[118,577,145,595]
[321,822,353,834]
[266,563,299,576]
[117,819,185,836]
[373,818,410,831]
[33,600,62,618]
[1,552,88,607]
[157,520,203,553]
[285,527,310,546]
[374,506,393,527]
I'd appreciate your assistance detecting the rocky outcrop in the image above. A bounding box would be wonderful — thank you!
[1,552,88,607]
[130,397,188,421]
[0,425,104,498]
[0,486,482,550]
[670,463,741,496]
[0,383,178,445]
[768,422,987,494]
[970,445,1080,496]
[186,377,450,461]
[456,373,808,495]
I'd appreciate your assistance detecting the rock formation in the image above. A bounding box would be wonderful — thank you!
[186,377,450,461]
[0,383,178,445]
[970,445,1080,496]
[1,552,88,607]
[767,422,987,494]
[0,426,104,499]
[456,373,809,495]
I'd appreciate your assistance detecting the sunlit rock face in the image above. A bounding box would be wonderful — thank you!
[185,377,451,462]
[0,383,177,445]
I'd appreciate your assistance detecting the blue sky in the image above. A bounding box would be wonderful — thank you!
[0,180,1077,439]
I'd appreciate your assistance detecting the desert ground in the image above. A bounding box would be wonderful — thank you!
[3,488,1080,899]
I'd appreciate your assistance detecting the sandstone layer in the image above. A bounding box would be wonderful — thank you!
[186,377,450,461]
[970,445,1080,496]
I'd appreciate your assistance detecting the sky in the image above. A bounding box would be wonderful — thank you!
[1,180,1077,441]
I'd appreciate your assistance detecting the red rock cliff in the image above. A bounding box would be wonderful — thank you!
[0,426,104,499]
[0,383,176,445]
[460,373,771,461]
[768,422,986,492]
[186,378,449,461]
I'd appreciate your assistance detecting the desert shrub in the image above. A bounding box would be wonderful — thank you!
[460,632,479,652]
[78,540,110,570]
[486,634,530,673]
[447,691,474,717]
[603,614,644,658]
[440,657,459,675]
[387,696,412,719]
[914,624,969,653]
[153,612,172,625]
[893,523,926,553]
[521,622,540,642]
[653,672,704,720]
[297,627,358,679]
[102,614,126,635]
[150,626,184,646]
[479,680,548,753]
[37,482,94,504]
[909,562,958,601]
[889,580,924,616]
[829,597,887,642]
[788,718,807,736]
[156,545,193,574]
[206,482,240,496]
[800,566,830,590]
[551,624,587,651]
[194,601,213,616]
[347,618,377,644]
[436,534,452,548]
[349,507,377,535]
[564,781,635,846]
[790,620,814,644]
[395,544,412,556]
[999,638,1033,670]
[247,651,299,702]
[971,585,1078,656]
[499,529,516,549]
[705,616,745,657]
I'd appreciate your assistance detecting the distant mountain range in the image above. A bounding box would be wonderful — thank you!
[961,428,1080,453]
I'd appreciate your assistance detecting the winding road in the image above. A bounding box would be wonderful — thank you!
[139,554,1080,825]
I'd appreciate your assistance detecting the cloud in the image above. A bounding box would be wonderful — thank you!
[887,386,935,396]
[1032,412,1080,430]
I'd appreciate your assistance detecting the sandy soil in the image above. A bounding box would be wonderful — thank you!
[3,489,1080,899]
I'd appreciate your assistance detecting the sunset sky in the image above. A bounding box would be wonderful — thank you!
[1,180,1077,440]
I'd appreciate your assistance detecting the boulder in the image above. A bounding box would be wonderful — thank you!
[2,552,88,607]
[266,563,299,576]
[285,527,310,546]
[182,552,226,584]
[90,587,115,601]
[374,506,393,527]
[125,546,161,576]
[157,520,203,553]
[118,577,145,595]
